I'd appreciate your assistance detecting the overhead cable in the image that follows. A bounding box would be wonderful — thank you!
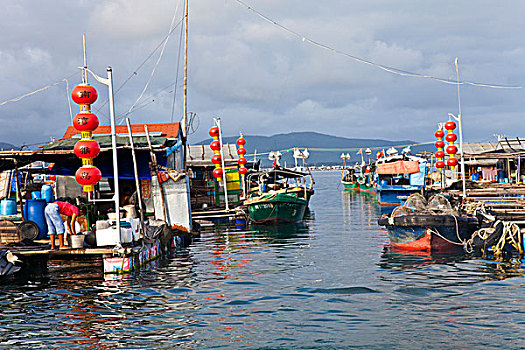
[233,0,525,89]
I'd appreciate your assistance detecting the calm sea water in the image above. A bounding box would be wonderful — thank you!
[1,171,524,349]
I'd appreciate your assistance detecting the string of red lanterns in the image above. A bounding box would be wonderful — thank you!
[237,134,247,176]
[444,120,458,168]
[209,126,223,181]
[434,128,445,169]
[71,84,102,192]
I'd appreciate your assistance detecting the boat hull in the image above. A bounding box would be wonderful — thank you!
[378,215,479,252]
[245,193,307,225]
[376,185,422,206]
[342,181,359,191]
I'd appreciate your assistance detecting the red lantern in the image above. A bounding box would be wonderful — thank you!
[74,139,100,159]
[445,133,457,142]
[447,158,459,166]
[436,161,446,169]
[238,167,248,175]
[212,168,223,179]
[446,145,458,154]
[71,84,98,105]
[209,126,220,138]
[75,166,102,186]
[238,157,247,165]
[435,140,445,148]
[236,138,246,146]
[210,140,221,151]
[444,121,456,130]
[73,112,99,132]
[237,148,247,156]
[49,175,57,181]
[435,151,445,159]
[211,154,222,164]
[434,130,445,138]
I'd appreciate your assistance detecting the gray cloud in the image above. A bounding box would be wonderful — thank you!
[0,0,524,147]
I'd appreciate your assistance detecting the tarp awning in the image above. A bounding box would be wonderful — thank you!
[377,160,420,175]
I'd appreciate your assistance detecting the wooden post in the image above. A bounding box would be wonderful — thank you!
[125,118,146,240]
[13,159,25,221]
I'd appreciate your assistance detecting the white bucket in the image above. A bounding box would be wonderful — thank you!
[70,235,85,249]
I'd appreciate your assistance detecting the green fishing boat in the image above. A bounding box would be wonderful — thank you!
[245,192,307,224]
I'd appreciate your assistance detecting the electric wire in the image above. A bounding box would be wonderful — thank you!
[123,2,182,121]
[233,0,525,89]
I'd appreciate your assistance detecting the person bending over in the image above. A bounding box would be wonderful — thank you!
[44,201,79,250]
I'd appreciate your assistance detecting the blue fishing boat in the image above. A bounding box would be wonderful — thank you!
[374,151,428,206]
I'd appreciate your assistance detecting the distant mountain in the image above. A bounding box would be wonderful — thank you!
[194,131,433,166]
[0,142,16,151]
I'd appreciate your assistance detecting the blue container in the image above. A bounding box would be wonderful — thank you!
[0,199,17,215]
[41,185,54,203]
[31,191,41,199]
[23,199,48,239]
[471,172,480,181]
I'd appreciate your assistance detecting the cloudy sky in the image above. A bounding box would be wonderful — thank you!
[1,0,524,147]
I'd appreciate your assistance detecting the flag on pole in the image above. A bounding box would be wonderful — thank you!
[356,149,362,155]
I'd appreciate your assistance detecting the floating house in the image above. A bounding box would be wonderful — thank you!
[0,121,192,275]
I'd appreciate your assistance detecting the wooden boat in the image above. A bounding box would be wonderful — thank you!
[377,194,479,252]
[374,152,427,206]
[245,192,307,224]
[244,167,312,224]
[341,168,359,191]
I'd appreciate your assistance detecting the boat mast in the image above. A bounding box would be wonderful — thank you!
[182,0,189,165]
[455,58,467,198]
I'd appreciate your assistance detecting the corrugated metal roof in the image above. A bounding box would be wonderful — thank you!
[460,142,498,155]
[187,144,239,166]
[61,122,181,140]
[495,138,525,152]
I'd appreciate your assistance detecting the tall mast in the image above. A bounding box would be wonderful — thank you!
[183,0,189,152]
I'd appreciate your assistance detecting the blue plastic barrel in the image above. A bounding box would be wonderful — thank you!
[380,180,388,187]
[23,199,48,238]
[41,185,54,203]
[31,191,41,199]
[471,172,480,181]
[0,199,17,215]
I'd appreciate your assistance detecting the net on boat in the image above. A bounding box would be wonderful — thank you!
[403,193,427,212]
[427,195,456,214]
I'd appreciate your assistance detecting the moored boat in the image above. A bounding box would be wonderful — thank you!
[244,192,307,224]
[374,150,428,206]
[378,194,479,252]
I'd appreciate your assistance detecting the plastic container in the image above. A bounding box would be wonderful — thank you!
[23,199,48,239]
[70,235,85,249]
[0,199,17,216]
[31,191,41,200]
[41,184,54,203]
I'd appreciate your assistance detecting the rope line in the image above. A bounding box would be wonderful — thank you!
[233,0,525,89]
